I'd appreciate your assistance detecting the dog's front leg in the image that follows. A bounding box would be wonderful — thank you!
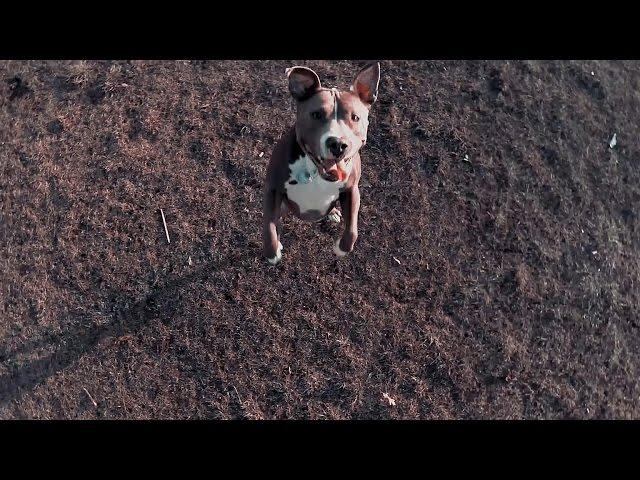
[334,185,360,257]
[263,188,284,264]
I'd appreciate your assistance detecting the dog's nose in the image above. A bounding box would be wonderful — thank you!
[326,137,348,158]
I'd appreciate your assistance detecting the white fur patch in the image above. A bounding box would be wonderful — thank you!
[333,239,348,257]
[319,89,364,160]
[319,118,363,160]
[320,121,341,159]
[267,241,283,265]
[285,155,352,216]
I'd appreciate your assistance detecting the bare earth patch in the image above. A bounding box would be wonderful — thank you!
[1,60,639,419]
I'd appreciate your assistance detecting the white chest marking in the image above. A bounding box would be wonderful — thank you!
[285,154,352,215]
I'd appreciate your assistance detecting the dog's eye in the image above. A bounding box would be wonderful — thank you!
[311,111,323,120]
[351,113,360,122]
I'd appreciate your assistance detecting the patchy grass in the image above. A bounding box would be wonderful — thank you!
[1,60,639,419]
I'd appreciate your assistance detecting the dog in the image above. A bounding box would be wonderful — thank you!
[262,62,380,265]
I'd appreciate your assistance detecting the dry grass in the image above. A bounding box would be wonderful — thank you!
[0,60,639,419]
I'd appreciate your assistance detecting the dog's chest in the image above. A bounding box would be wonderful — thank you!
[284,155,349,215]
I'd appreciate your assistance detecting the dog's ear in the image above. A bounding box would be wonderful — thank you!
[286,66,322,101]
[352,62,380,106]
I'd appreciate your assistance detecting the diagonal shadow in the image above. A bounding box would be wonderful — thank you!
[0,247,261,410]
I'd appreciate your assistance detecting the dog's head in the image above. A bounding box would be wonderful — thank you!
[286,62,380,181]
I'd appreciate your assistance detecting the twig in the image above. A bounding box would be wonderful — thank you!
[83,387,98,407]
[159,208,170,244]
[233,385,244,407]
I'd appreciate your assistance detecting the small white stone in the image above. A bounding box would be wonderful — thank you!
[327,209,342,223]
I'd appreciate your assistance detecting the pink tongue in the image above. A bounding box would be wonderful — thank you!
[327,165,346,181]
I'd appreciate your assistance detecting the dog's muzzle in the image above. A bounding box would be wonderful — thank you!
[301,142,350,183]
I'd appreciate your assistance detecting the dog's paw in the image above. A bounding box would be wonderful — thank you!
[327,208,342,224]
[267,241,283,265]
[333,239,348,257]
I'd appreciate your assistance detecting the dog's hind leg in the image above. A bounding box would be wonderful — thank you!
[326,207,342,223]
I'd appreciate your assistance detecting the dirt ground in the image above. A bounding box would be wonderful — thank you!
[1,60,639,419]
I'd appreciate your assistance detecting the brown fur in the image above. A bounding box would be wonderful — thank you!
[263,63,380,262]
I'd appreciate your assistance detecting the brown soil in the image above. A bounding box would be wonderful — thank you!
[1,60,639,419]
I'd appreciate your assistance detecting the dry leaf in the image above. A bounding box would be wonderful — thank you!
[382,392,396,406]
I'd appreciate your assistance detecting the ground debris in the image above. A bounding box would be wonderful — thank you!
[382,393,397,407]
[2,60,639,420]
[83,387,98,407]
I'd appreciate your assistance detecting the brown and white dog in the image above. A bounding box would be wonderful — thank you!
[262,62,381,264]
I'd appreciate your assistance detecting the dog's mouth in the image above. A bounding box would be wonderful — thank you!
[322,165,347,182]
[316,160,347,183]
[303,144,348,183]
